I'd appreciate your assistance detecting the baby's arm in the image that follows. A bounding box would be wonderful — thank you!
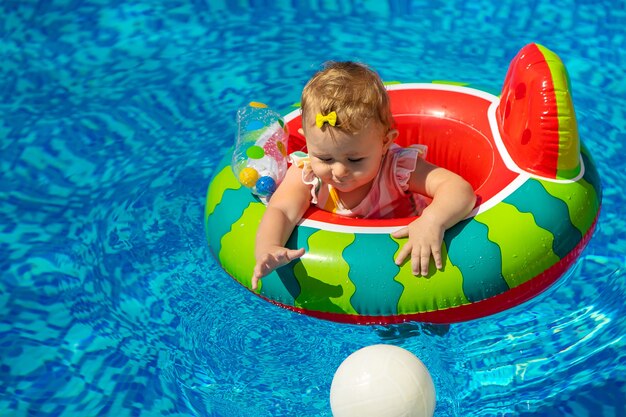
[252,164,311,290]
[392,159,476,276]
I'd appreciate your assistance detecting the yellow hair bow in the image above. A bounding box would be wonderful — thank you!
[315,111,337,128]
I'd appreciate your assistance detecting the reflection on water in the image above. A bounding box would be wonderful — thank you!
[375,322,452,340]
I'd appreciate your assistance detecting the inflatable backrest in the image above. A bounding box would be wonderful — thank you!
[496,43,581,180]
[393,115,493,193]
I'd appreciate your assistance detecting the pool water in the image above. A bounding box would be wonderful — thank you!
[1,1,624,416]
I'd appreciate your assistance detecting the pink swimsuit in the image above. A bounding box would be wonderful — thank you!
[290,144,428,219]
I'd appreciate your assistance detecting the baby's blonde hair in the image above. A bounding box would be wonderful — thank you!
[301,62,394,135]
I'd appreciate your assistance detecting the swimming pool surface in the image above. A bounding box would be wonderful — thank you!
[1,1,625,416]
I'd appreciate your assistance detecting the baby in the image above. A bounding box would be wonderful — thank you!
[252,62,476,290]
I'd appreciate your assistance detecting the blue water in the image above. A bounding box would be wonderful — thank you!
[1,1,625,416]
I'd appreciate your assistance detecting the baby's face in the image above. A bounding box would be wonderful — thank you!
[304,123,394,194]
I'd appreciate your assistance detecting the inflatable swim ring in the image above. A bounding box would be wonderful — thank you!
[205,43,602,324]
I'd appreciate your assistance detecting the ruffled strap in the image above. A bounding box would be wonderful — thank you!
[394,144,428,192]
[289,152,321,204]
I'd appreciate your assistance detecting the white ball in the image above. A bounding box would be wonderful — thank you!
[330,345,436,417]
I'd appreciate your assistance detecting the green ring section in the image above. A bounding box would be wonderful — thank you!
[344,233,403,316]
[541,176,598,239]
[581,146,602,198]
[205,165,240,220]
[504,179,581,258]
[261,226,320,304]
[474,201,560,288]
[207,178,256,254]
[293,230,357,315]
[218,201,265,289]
[393,235,469,313]
[444,218,509,302]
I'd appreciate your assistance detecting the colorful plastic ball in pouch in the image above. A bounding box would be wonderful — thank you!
[255,176,276,196]
[231,102,289,201]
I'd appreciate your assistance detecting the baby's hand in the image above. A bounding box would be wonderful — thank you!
[252,246,305,290]
[391,217,445,276]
